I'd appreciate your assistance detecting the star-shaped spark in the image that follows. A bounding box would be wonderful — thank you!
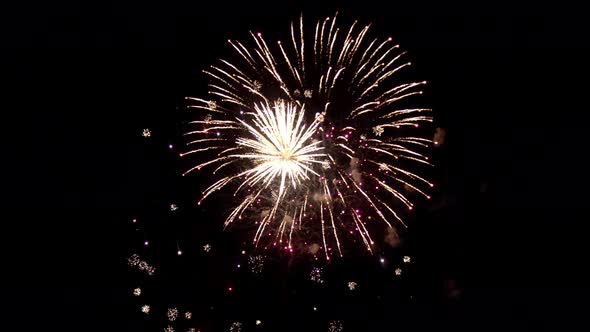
[348,281,357,290]
[403,255,411,263]
[304,89,313,98]
[170,203,178,211]
[164,326,174,332]
[372,125,384,136]
[185,311,192,320]
[141,305,150,314]
[142,128,151,137]
[133,288,141,296]
[203,244,211,252]
[395,267,402,276]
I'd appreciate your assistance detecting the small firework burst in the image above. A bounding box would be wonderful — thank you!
[329,320,343,332]
[128,254,156,275]
[133,288,141,296]
[303,89,313,98]
[253,80,262,91]
[315,111,325,122]
[248,255,265,274]
[145,266,156,275]
[128,254,140,266]
[372,125,384,136]
[164,326,174,332]
[141,305,150,314]
[207,100,217,110]
[310,267,324,284]
[167,308,179,321]
[142,128,151,137]
[347,281,357,291]
[229,322,243,332]
[185,311,192,320]
[395,267,402,276]
[170,203,178,211]
[255,320,262,326]
[403,255,411,263]
[203,244,212,252]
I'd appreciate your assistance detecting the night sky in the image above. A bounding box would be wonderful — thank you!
[3,1,589,331]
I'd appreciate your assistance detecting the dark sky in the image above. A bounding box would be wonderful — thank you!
[2,1,588,330]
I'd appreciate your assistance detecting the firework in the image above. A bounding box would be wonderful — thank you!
[183,14,433,258]
[248,255,265,273]
[310,267,324,283]
[347,281,357,290]
[329,320,344,332]
[230,322,243,332]
[167,308,179,321]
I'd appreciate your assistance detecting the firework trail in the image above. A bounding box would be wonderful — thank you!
[182,14,434,259]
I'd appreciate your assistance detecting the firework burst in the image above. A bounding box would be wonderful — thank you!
[182,14,434,258]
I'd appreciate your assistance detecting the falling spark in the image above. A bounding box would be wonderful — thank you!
[183,14,433,258]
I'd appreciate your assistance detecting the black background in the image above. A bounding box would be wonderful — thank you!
[2,0,589,330]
